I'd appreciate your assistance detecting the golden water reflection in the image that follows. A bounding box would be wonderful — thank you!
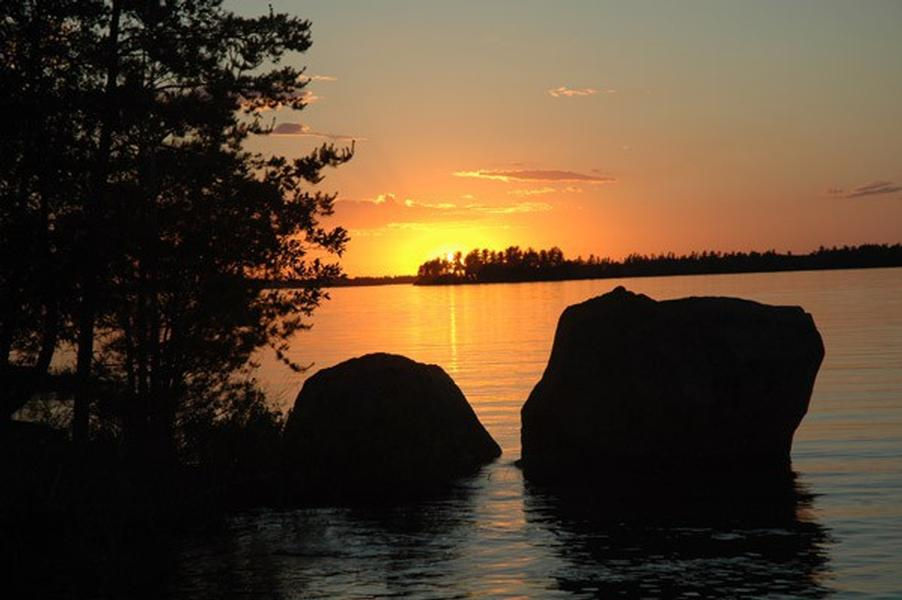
[245,267,902,597]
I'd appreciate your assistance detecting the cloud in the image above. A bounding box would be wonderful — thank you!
[508,186,584,197]
[487,201,552,214]
[334,192,556,229]
[271,123,310,135]
[271,122,363,142]
[548,86,616,98]
[508,187,556,197]
[404,198,456,209]
[299,91,322,104]
[841,180,902,198]
[304,74,337,82]
[548,86,598,98]
[335,193,461,227]
[465,201,552,214]
[366,194,456,210]
[386,222,431,231]
[454,169,615,184]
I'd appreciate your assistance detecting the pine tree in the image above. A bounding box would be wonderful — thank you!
[1,1,352,459]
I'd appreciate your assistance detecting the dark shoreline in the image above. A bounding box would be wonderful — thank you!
[413,243,902,287]
[412,262,902,287]
[262,244,902,289]
[264,262,902,290]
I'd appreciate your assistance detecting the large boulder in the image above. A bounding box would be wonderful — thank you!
[282,353,501,501]
[521,286,824,482]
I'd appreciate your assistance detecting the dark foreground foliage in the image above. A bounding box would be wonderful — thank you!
[0,406,284,598]
[0,2,353,588]
[1,1,350,458]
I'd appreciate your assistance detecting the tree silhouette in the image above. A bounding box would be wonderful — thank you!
[1,1,352,460]
[414,244,902,285]
[1,0,99,422]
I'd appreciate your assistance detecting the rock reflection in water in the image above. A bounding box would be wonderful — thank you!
[523,471,833,598]
[170,477,481,599]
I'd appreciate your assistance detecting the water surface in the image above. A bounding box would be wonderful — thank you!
[179,268,902,598]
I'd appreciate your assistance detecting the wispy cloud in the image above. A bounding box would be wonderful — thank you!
[272,123,313,135]
[372,192,396,204]
[334,192,556,230]
[508,186,584,196]
[465,201,552,214]
[454,169,615,184]
[386,222,431,231]
[304,74,337,82]
[271,122,363,141]
[384,220,492,232]
[299,90,322,104]
[404,198,456,209]
[837,180,902,198]
[508,187,556,197]
[350,221,513,241]
[548,86,616,98]
[548,86,597,98]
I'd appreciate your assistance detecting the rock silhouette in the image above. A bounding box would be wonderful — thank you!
[283,353,501,501]
[521,286,825,482]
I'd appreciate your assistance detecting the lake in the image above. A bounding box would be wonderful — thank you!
[175,267,902,598]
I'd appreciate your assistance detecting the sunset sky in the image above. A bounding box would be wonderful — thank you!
[232,0,902,276]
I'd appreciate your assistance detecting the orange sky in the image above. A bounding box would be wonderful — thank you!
[237,1,902,276]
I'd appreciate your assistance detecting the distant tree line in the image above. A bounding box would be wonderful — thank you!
[415,244,902,285]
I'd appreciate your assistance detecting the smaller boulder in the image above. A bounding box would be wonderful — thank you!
[282,353,501,501]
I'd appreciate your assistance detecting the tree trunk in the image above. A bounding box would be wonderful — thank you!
[73,0,122,446]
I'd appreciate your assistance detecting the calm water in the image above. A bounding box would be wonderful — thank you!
[175,268,902,598]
